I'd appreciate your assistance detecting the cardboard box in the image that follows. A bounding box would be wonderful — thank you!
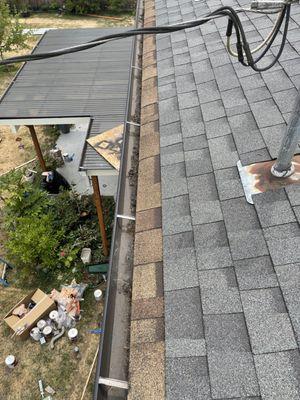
[4,289,56,339]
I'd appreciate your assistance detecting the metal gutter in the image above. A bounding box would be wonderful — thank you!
[93,0,143,398]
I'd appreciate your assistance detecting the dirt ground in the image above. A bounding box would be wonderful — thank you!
[0,284,104,400]
[20,12,134,29]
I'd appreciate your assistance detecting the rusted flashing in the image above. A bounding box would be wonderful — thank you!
[128,0,165,398]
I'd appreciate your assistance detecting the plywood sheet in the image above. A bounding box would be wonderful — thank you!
[87,124,124,171]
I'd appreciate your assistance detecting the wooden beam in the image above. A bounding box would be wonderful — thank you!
[27,125,47,172]
[91,176,109,257]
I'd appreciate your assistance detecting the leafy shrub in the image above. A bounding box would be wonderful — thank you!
[6,214,64,275]
[108,0,133,13]
[1,174,115,280]
[64,0,103,14]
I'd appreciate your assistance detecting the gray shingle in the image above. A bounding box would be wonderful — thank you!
[250,99,285,128]
[253,189,296,228]
[161,162,188,199]
[174,52,191,68]
[263,223,300,265]
[158,81,177,101]
[198,267,242,314]
[180,106,206,137]
[178,90,199,109]
[244,86,272,104]
[214,167,244,200]
[185,148,213,177]
[254,350,300,400]
[222,197,269,260]
[275,263,300,346]
[162,195,192,235]
[263,69,294,93]
[285,184,300,206]
[159,96,180,125]
[174,63,193,76]
[160,142,184,166]
[197,80,221,104]
[183,134,208,151]
[240,74,265,91]
[228,112,266,154]
[190,44,208,63]
[205,313,260,399]
[214,63,240,91]
[260,123,286,158]
[158,73,175,86]
[157,57,175,78]
[192,59,214,84]
[241,288,297,354]
[235,256,278,290]
[163,231,199,291]
[209,48,231,68]
[165,287,206,358]
[208,134,239,169]
[188,173,223,225]
[221,87,248,109]
[273,88,298,114]
[160,121,182,148]
[201,100,225,122]
[194,221,233,270]
[166,357,211,399]
[281,59,300,77]
[239,148,271,166]
[205,116,231,139]
[175,73,196,93]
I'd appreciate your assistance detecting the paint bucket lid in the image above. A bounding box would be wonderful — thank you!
[37,319,47,330]
[68,328,78,340]
[94,289,103,301]
[43,326,52,336]
[5,355,15,367]
[49,310,58,320]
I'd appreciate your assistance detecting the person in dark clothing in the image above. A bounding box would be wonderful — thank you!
[41,170,70,194]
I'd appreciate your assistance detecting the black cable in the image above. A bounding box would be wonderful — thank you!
[251,4,290,71]
[0,5,292,73]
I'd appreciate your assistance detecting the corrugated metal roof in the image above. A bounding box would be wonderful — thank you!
[0,28,133,170]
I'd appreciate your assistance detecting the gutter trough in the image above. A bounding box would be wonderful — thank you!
[93,1,143,399]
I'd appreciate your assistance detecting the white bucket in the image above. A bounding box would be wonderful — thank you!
[5,355,16,369]
[94,289,103,302]
[37,319,47,331]
[49,310,59,322]
[80,248,92,264]
[43,326,53,340]
[30,327,41,341]
[68,328,78,342]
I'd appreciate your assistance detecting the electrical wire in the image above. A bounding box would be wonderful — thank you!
[0,3,293,72]
[227,8,283,58]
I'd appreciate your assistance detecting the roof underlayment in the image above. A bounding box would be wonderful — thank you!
[0,28,133,171]
[130,0,300,398]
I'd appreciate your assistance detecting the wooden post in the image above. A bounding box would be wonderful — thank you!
[27,125,47,172]
[91,176,109,257]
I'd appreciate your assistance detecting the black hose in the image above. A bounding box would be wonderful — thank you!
[0,5,292,73]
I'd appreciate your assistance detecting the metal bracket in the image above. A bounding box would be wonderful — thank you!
[99,377,129,390]
[237,156,300,204]
[126,121,140,127]
[132,65,142,70]
[117,213,136,221]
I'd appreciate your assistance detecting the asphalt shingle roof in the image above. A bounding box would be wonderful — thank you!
[155,0,300,398]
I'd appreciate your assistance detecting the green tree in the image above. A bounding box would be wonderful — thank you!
[0,0,30,61]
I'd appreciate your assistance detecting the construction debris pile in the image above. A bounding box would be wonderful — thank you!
[4,280,87,346]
